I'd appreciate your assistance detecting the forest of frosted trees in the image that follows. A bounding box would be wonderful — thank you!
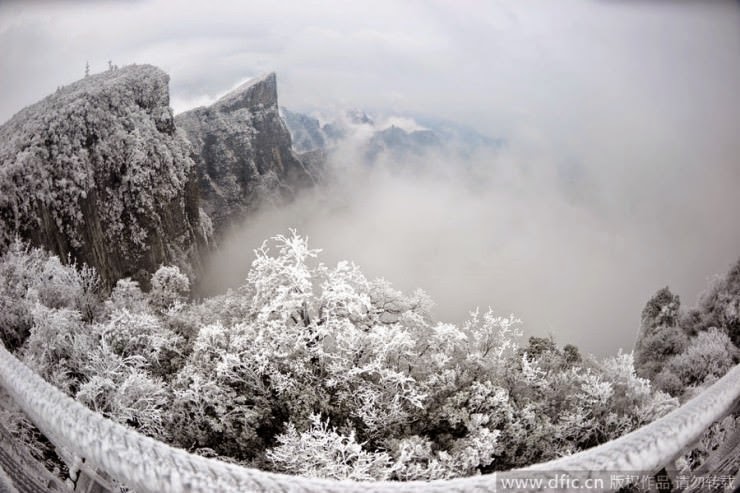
[2,231,737,483]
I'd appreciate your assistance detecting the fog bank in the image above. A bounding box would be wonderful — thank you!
[200,136,740,356]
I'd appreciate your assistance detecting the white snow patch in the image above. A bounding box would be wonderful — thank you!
[172,75,257,115]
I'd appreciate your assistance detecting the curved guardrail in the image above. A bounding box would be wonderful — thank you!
[1,343,739,493]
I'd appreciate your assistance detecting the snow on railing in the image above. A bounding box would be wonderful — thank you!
[1,342,739,493]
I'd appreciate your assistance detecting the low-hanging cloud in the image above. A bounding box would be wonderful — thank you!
[200,126,740,356]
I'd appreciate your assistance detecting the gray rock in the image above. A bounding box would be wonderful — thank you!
[280,107,326,153]
[177,73,315,237]
[0,64,207,288]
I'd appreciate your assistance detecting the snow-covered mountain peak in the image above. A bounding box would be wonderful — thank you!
[212,72,278,113]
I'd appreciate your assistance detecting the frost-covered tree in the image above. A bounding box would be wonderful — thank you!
[4,233,682,482]
[105,277,148,313]
[683,258,740,346]
[634,287,686,379]
[635,260,740,397]
[165,232,677,476]
[0,239,101,350]
[662,328,736,390]
[0,239,47,349]
[21,304,92,395]
[150,265,190,310]
[76,364,172,440]
[266,415,395,481]
[641,287,681,331]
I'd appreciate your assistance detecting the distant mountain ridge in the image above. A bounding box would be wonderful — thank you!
[281,107,504,162]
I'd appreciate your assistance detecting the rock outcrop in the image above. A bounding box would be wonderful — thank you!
[177,73,315,236]
[280,107,327,153]
[0,64,207,287]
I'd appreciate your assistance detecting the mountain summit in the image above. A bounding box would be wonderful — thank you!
[177,73,315,236]
[0,64,207,287]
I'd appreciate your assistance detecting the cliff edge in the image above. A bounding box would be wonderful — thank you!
[0,64,207,287]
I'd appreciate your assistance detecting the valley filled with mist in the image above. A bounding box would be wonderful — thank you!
[201,102,740,356]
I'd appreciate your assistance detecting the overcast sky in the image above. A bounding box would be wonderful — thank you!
[2,1,740,353]
[1,1,738,131]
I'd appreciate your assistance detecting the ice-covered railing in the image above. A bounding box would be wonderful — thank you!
[1,342,739,493]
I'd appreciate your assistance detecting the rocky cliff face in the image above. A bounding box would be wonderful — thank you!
[177,73,315,236]
[280,107,327,153]
[0,64,207,287]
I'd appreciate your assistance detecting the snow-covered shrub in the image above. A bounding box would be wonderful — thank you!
[390,415,501,480]
[633,325,688,380]
[247,230,320,326]
[182,287,253,329]
[99,309,185,376]
[106,277,149,313]
[641,287,681,331]
[652,367,684,396]
[76,369,171,440]
[5,231,686,481]
[20,304,94,394]
[32,254,102,322]
[0,243,180,446]
[637,259,740,398]
[489,347,677,467]
[266,415,395,481]
[0,239,46,349]
[71,264,102,322]
[664,328,736,387]
[169,364,275,457]
[166,231,678,477]
[0,240,102,349]
[599,352,678,427]
[35,256,85,309]
[684,259,740,346]
[150,265,190,310]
